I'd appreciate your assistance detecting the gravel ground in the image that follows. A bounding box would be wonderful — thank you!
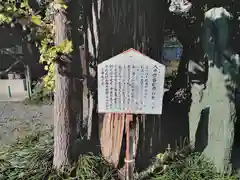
[0,102,53,146]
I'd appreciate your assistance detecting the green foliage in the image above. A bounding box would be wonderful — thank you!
[23,81,54,105]
[0,13,12,24]
[31,15,42,26]
[0,131,115,180]
[0,0,72,91]
[0,130,53,180]
[74,154,116,180]
[0,130,239,180]
[137,142,238,180]
[152,153,238,180]
[40,39,73,91]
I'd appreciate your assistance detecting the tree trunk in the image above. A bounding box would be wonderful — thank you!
[83,0,101,141]
[22,41,38,98]
[53,2,76,169]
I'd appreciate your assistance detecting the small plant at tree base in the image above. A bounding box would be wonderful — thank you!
[23,80,54,105]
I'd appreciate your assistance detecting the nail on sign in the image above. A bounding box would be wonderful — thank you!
[97,48,165,115]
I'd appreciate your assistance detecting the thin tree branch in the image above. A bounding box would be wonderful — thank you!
[0,50,25,76]
[0,60,22,76]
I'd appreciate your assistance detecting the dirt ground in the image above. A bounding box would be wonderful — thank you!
[0,102,53,145]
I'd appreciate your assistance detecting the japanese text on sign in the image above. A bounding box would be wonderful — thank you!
[97,49,165,114]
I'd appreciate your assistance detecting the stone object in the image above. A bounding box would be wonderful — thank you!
[189,58,236,173]
[188,7,238,172]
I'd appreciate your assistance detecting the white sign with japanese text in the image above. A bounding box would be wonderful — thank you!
[97,48,165,114]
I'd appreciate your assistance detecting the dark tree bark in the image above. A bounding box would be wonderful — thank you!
[98,0,166,170]
[82,0,101,142]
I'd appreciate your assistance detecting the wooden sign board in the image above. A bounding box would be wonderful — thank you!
[97,48,165,115]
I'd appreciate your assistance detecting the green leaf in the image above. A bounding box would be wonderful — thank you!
[0,13,12,24]
[0,4,4,11]
[58,40,73,54]
[31,15,42,26]
[53,0,68,10]
[44,65,49,71]
[63,41,73,53]
[6,6,13,12]
[21,0,29,8]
